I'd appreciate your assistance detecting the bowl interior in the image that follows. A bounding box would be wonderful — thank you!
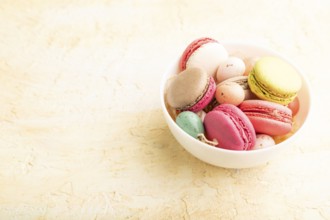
[160,41,311,168]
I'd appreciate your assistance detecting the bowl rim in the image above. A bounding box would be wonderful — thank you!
[160,40,312,156]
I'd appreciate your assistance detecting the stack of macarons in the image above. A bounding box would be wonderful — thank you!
[166,37,302,151]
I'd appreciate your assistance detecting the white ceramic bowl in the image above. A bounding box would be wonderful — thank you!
[160,41,311,169]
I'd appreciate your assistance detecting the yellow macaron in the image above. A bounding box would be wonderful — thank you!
[248,56,302,105]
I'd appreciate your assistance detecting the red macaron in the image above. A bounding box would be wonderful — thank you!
[204,104,256,151]
[239,100,293,136]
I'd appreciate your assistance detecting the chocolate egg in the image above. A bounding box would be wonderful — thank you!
[220,76,257,100]
[215,82,245,106]
[216,57,246,83]
[176,111,204,138]
[253,134,275,150]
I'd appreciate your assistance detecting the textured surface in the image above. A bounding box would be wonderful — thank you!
[0,0,329,219]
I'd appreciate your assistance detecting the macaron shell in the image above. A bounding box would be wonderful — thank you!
[187,76,216,112]
[185,42,228,77]
[239,100,292,136]
[166,68,208,110]
[249,56,302,105]
[248,115,292,136]
[204,104,256,150]
[254,56,302,93]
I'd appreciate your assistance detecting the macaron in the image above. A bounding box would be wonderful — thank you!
[179,37,228,77]
[166,67,216,112]
[248,56,302,105]
[204,104,256,151]
[216,56,245,83]
[239,100,293,136]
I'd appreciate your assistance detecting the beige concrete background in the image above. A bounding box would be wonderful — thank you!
[0,0,329,219]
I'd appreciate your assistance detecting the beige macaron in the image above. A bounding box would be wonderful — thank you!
[166,67,216,112]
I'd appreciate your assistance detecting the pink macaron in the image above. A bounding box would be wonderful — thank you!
[204,104,256,151]
[239,100,293,136]
[179,37,228,77]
